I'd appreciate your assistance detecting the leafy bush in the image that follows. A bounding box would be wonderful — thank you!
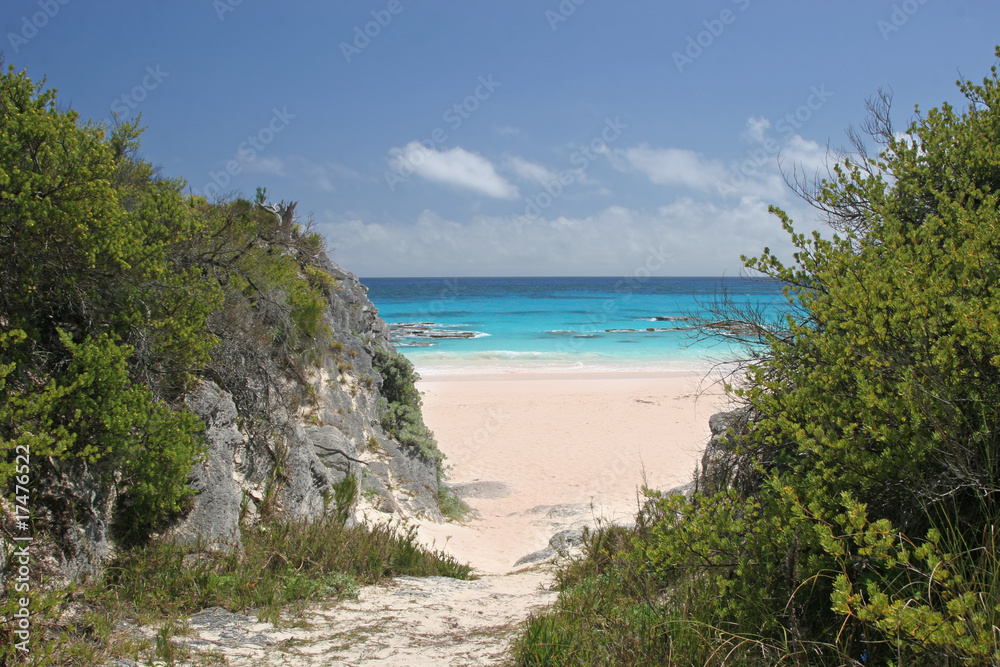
[373,348,445,470]
[0,66,213,539]
[516,46,1000,667]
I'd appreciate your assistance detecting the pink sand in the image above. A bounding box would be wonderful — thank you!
[414,371,728,574]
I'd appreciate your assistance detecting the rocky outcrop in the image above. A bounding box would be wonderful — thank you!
[698,407,753,495]
[514,528,586,567]
[167,262,444,553]
[28,254,445,579]
[173,382,245,548]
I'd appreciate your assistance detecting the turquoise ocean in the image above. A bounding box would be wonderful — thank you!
[364,277,785,376]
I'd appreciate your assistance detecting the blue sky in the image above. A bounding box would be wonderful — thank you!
[4,0,998,277]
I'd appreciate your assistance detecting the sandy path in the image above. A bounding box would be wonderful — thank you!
[164,570,555,666]
[162,371,724,665]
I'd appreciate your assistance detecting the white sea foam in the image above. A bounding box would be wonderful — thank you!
[408,349,727,377]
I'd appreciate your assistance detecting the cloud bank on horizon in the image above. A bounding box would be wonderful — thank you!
[5,0,998,276]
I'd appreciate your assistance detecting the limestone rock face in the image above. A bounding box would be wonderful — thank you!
[14,220,444,583]
[699,408,752,495]
[52,463,116,581]
[165,261,443,554]
[173,382,245,548]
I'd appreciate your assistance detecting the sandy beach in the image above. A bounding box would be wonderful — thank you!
[414,371,729,574]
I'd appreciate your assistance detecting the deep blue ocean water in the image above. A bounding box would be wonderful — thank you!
[364,277,785,375]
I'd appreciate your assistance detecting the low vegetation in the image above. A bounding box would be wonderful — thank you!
[5,476,471,665]
[514,47,1000,666]
[373,347,446,472]
[0,62,468,664]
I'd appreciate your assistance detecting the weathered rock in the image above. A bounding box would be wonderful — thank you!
[305,425,360,475]
[514,528,587,566]
[449,480,512,500]
[516,503,592,519]
[549,528,585,551]
[665,480,697,500]
[387,443,443,521]
[26,234,445,582]
[161,260,445,551]
[280,421,338,520]
[172,382,245,548]
[57,467,115,581]
[699,408,751,495]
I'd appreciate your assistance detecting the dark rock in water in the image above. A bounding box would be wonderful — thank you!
[652,316,694,322]
[702,320,759,337]
[606,327,675,333]
[390,321,482,341]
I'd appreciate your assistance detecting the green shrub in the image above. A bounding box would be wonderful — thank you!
[331,473,358,526]
[515,44,1000,667]
[438,485,471,522]
[372,348,445,470]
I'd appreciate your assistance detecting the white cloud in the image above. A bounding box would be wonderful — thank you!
[615,121,835,207]
[388,142,518,199]
[744,116,771,143]
[243,155,287,176]
[623,145,730,192]
[317,199,804,278]
[779,135,829,177]
[506,156,559,184]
